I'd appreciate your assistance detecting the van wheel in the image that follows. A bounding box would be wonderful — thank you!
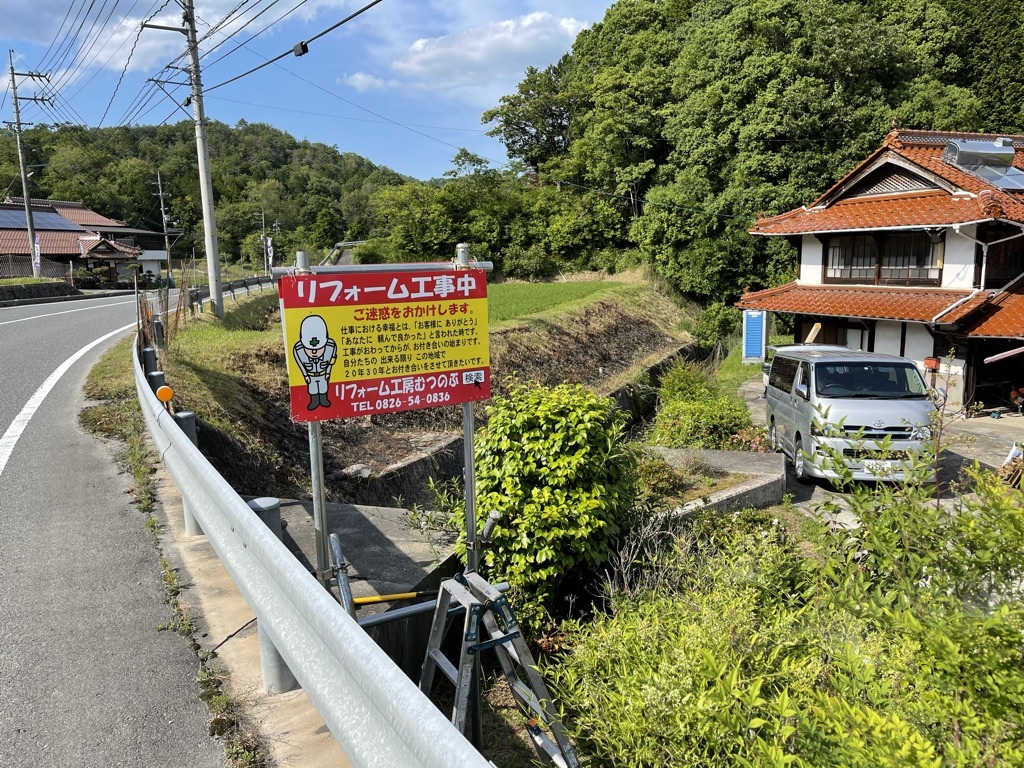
[793,436,811,484]
[768,420,780,452]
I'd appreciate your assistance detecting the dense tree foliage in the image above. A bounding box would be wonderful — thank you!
[0,119,406,267]
[4,0,1022,295]
[481,0,1023,300]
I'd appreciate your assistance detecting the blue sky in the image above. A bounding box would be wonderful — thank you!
[1,1,613,180]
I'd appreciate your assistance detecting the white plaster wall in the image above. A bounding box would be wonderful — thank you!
[903,324,935,365]
[798,234,823,284]
[942,226,977,288]
[929,356,966,409]
[873,321,903,355]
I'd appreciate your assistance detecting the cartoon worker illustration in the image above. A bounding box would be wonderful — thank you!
[293,314,337,411]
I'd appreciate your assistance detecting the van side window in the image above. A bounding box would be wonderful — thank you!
[769,356,798,392]
[795,362,810,399]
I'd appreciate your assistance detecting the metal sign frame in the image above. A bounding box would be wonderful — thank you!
[274,248,494,582]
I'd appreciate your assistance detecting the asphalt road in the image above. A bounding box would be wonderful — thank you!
[0,295,223,767]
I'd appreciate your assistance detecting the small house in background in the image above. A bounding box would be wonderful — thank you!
[738,129,1024,412]
[0,198,165,283]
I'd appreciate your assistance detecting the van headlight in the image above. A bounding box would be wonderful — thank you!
[911,425,932,440]
[811,421,843,437]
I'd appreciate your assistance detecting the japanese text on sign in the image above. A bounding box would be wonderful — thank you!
[279,269,490,421]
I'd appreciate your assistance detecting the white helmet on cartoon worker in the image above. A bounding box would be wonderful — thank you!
[300,315,329,349]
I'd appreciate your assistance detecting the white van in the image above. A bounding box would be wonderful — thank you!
[765,349,935,482]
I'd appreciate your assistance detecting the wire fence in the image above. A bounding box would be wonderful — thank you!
[0,254,73,281]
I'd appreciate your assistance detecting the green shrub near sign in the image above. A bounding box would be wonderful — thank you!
[459,382,637,628]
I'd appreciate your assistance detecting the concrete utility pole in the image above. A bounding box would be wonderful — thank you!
[7,50,49,278]
[155,171,173,285]
[183,0,223,316]
[255,207,268,274]
[142,1,223,316]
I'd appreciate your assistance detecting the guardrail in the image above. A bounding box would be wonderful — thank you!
[133,343,490,767]
[187,276,276,312]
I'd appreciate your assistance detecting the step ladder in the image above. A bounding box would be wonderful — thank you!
[419,571,580,768]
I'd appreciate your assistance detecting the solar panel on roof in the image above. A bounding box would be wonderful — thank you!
[0,209,83,230]
[942,139,1024,191]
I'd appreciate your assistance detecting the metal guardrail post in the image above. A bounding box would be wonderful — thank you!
[258,621,299,693]
[247,497,282,540]
[146,371,165,392]
[142,347,157,375]
[173,411,205,536]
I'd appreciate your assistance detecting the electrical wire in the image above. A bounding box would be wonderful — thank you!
[32,1,81,74]
[196,0,259,46]
[205,95,488,132]
[549,178,751,222]
[206,0,383,93]
[198,0,291,68]
[62,0,151,103]
[99,0,175,126]
[36,1,94,75]
[48,0,125,94]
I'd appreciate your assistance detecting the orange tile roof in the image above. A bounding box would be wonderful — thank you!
[960,279,1024,338]
[752,130,1024,235]
[0,230,87,257]
[736,282,988,324]
[0,230,140,259]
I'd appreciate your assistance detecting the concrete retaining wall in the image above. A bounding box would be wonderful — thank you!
[0,281,81,304]
[652,447,786,514]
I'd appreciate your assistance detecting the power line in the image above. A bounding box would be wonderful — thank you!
[206,0,384,93]
[37,0,94,75]
[47,0,124,94]
[99,0,175,127]
[551,178,750,222]
[198,0,293,69]
[205,95,488,133]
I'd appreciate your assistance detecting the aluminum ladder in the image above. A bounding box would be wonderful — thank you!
[418,571,579,768]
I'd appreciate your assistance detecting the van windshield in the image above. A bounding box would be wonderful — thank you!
[814,362,928,399]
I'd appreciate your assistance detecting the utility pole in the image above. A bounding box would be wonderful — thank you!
[155,171,173,286]
[254,207,267,275]
[143,0,223,316]
[7,50,49,278]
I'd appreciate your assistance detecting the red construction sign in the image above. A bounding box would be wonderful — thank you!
[279,269,490,421]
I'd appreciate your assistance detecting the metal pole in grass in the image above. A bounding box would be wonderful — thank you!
[296,250,331,586]
[456,242,484,749]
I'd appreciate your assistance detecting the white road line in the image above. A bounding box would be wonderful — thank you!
[0,322,136,478]
[0,299,136,326]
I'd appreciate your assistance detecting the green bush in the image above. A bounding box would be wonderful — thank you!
[657,359,719,403]
[648,395,751,449]
[462,382,637,626]
[499,242,560,279]
[693,302,741,352]
[547,438,1024,766]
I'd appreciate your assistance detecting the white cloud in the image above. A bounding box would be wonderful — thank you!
[384,12,588,104]
[343,72,399,92]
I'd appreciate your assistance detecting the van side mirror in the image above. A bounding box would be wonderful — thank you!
[795,382,809,400]
[930,387,947,408]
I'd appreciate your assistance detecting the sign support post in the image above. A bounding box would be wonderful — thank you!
[277,251,493,593]
[456,243,480,574]
[296,250,331,585]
